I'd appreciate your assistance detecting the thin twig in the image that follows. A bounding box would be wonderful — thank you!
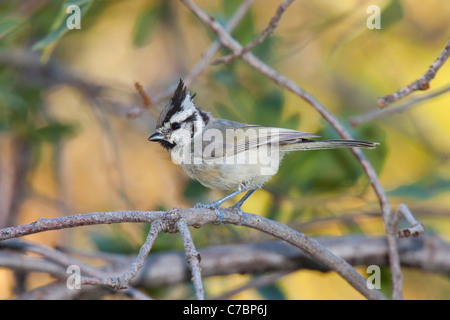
[113,220,164,289]
[350,84,450,126]
[179,0,399,300]
[134,81,152,109]
[393,204,425,238]
[79,220,164,291]
[377,40,450,108]
[176,218,204,300]
[213,0,295,65]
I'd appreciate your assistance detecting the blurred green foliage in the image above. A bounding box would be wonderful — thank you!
[388,176,450,200]
[381,0,404,30]
[32,0,93,54]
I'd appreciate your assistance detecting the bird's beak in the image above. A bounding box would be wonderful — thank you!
[148,132,164,142]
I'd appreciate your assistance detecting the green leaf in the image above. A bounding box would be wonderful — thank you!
[222,0,242,17]
[281,113,300,130]
[388,176,450,200]
[379,267,393,299]
[183,179,208,202]
[211,69,237,88]
[381,0,403,30]
[256,282,285,300]
[252,35,275,62]
[132,4,161,47]
[32,0,93,52]
[255,90,284,126]
[32,21,68,51]
[231,9,254,45]
[33,122,76,142]
[90,231,136,255]
[214,102,244,122]
[222,0,255,44]
[0,13,25,39]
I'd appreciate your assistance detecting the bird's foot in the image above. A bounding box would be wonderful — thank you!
[230,204,247,226]
[194,202,224,225]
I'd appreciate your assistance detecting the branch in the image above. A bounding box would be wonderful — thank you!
[179,0,400,300]
[0,208,385,299]
[0,208,387,300]
[377,40,450,108]
[81,220,164,291]
[0,239,152,300]
[393,204,425,238]
[176,218,204,300]
[349,84,450,126]
[213,0,295,65]
[3,235,449,299]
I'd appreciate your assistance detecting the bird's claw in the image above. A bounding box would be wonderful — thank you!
[194,202,224,225]
[231,205,247,226]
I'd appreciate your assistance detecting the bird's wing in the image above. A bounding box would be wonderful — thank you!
[199,125,320,161]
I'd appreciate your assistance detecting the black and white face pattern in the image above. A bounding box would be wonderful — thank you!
[155,80,210,151]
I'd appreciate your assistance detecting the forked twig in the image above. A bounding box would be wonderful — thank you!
[393,204,425,238]
[81,220,164,292]
[213,0,295,65]
[113,220,164,288]
[176,219,204,300]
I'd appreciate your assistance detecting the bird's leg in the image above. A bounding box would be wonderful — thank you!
[230,189,256,225]
[194,188,246,225]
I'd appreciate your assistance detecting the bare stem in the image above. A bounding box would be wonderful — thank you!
[176,219,204,300]
[213,0,295,65]
[114,220,164,288]
[394,204,425,238]
[350,84,450,126]
[377,40,450,108]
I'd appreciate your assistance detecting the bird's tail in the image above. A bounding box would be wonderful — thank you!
[281,139,379,151]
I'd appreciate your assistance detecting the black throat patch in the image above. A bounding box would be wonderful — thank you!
[158,140,176,151]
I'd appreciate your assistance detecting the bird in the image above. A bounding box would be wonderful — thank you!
[148,79,378,225]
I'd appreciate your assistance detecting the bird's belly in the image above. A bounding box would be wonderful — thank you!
[180,162,277,190]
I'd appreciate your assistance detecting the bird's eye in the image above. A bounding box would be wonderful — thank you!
[171,122,181,130]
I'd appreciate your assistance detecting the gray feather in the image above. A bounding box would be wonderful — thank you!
[280,139,379,151]
[201,120,321,160]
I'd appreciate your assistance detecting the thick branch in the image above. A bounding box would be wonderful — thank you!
[0,208,387,300]
[0,211,166,240]
[3,235,449,299]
